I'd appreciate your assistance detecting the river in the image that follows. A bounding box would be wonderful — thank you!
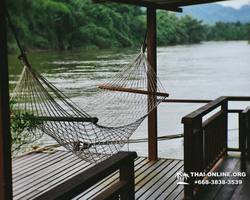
[8,41,250,159]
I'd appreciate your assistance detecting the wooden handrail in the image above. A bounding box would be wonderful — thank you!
[182,96,228,123]
[99,85,169,97]
[34,151,137,200]
[182,96,250,199]
[182,96,250,123]
[162,99,212,103]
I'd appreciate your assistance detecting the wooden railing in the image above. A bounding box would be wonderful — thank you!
[240,106,250,170]
[34,151,137,200]
[182,96,250,200]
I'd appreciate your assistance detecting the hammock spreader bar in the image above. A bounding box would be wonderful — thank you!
[39,116,98,123]
[10,115,98,124]
[99,85,169,97]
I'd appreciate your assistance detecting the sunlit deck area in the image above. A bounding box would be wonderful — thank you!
[12,151,184,200]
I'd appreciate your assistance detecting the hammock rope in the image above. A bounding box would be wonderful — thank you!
[7,8,169,163]
[11,47,168,163]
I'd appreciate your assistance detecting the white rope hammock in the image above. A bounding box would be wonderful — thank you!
[10,46,168,163]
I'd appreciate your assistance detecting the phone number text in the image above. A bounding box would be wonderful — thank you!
[194,179,242,185]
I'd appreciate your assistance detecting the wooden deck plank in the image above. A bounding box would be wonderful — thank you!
[29,161,93,199]
[77,172,120,199]
[135,159,166,188]
[228,160,250,200]
[15,151,249,200]
[12,151,184,200]
[12,152,56,172]
[165,184,184,200]
[13,151,69,179]
[175,190,184,200]
[213,160,242,200]
[13,154,82,194]
[76,157,149,199]
[135,159,173,198]
[13,153,93,199]
[156,166,184,199]
[194,156,241,200]
[13,151,72,183]
[137,160,182,199]
[12,152,44,165]
[145,160,183,199]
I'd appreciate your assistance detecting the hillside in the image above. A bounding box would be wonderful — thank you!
[176,3,250,24]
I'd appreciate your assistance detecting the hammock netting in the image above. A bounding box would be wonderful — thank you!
[11,47,169,163]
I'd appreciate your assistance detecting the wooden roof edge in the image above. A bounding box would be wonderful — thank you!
[92,0,182,12]
[163,0,228,8]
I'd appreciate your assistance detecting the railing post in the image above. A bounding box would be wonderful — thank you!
[147,5,158,160]
[183,119,194,200]
[120,155,135,200]
[183,117,202,200]
[0,1,13,199]
[221,99,228,156]
[239,107,250,170]
[239,112,246,170]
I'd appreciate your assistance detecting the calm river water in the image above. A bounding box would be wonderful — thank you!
[8,41,250,159]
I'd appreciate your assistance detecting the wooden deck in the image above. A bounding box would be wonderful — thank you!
[12,150,184,200]
[195,153,250,200]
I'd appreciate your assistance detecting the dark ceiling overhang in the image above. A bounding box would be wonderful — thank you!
[92,0,226,12]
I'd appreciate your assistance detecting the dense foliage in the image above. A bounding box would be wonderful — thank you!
[6,0,250,52]
[206,21,249,41]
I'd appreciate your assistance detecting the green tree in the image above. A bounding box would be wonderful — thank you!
[181,14,205,43]
[157,11,178,45]
[6,0,72,50]
[8,0,248,51]
[206,21,248,41]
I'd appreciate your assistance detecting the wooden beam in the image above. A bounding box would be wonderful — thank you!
[162,0,227,8]
[147,6,158,161]
[92,0,182,12]
[99,85,169,97]
[0,1,13,199]
[92,0,228,12]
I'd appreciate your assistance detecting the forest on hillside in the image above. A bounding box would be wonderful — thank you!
[6,0,250,52]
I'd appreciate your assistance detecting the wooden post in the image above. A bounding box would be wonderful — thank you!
[183,118,196,200]
[0,0,13,199]
[239,111,246,170]
[147,6,157,160]
[120,155,135,200]
[239,107,250,170]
